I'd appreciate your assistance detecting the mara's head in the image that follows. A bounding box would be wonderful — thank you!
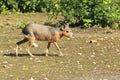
[60,24,74,38]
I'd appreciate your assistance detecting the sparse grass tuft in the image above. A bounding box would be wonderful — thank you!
[105,26,113,34]
[17,21,28,29]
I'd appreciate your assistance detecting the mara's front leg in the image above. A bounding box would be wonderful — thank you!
[53,42,63,56]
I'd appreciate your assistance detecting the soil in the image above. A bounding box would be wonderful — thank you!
[0,13,120,80]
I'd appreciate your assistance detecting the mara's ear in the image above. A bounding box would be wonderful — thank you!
[66,23,69,27]
[60,23,69,31]
[64,23,69,29]
[60,25,65,31]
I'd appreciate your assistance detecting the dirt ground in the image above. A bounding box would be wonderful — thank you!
[0,13,120,80]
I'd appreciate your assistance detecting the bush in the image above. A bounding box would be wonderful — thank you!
[0,0,120,28]
[46,0,120,27]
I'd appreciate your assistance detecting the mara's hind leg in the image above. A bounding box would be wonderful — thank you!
[25,37,36,57]
[16,38,28,56]
[45,42,51,56]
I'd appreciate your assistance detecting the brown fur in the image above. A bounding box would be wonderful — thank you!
[16,23,73,57]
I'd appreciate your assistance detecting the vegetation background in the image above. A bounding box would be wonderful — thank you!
[0,0,120,28]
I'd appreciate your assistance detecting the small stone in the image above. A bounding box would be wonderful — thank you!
[9,46,13,49]
[89,39,97,43]
[32,43,38,47]
[99,38,104,41]
[9,64,13,67]
[19,48,22,51]
[91,55,95,58]
[77,61,80,64]
[93,52,95,55]
[6,50,9,52]
[104,37,108,39]
[96,43,100,46]
[103,79,108,80]
[78,53,82,55]
[116,49,119,52]
[9,75,14,77]
[104,46,107,49]
[43,77,48,80]
[3,65,7,68]
[92,62,96,64]
[30,57,33,60]
[3,61,8,64]
[0,50,3,53]
[30,77,34,80]
[114,65,117,67]
[111,37,114,40]
[106,65,110,68]
[79,47,83,49]
[118,53,120,55]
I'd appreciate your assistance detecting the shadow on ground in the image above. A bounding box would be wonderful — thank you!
[3,53,59,57]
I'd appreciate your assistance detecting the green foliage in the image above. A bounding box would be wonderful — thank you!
[46,0,120,27]
[17,21,28,29]
[0,0,120,28]
[0,5,9,14]
[83,19,92,28]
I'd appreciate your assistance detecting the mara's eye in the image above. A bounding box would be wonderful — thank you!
[66,31,69,33]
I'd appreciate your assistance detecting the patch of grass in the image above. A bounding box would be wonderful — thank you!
[112,22,119,29]
[0,23,4,28]
[17,21,28,29]
[105,26,113,34]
